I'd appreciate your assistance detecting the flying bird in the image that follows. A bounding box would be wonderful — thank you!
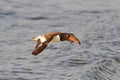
[32,32,80,56]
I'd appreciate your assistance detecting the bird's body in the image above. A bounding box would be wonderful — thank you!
[32,32,80,56]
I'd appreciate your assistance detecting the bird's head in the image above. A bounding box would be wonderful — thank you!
[68,34,81,44]
[61,33,81,45]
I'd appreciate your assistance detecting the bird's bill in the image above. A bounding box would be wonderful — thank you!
[69,36,81,45]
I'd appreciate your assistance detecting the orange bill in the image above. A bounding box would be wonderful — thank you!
[69,36,81,44]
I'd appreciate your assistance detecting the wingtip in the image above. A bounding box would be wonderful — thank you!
[32,50,38,56]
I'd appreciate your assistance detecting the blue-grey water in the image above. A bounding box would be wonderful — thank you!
[0,0,120,80]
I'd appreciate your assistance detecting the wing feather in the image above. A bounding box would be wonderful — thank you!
[32,42,48,56]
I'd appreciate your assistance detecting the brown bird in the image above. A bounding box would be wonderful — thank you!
[32,32,81,56]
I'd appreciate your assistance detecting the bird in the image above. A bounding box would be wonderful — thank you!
[32,32,81,56]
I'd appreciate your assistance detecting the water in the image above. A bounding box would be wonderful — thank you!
[0,0,120,80]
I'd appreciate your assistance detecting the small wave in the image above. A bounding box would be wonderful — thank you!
[26,16,49,20]
[73,9,115,15]
[0,11,16,16]
[11,70,33,74]
[68,59,92,67]
[112,41,120,47]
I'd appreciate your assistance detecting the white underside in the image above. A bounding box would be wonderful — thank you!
[49,35,60,44]
[33,35,60,45]
[38,35,47,43]
[33,35,47,43]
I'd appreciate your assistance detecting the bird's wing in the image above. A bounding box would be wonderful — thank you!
[32,32,62,56]
[32,41,48,56]
[44,32,61,39]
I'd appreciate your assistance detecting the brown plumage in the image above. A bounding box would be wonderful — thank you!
[32,32,80,56]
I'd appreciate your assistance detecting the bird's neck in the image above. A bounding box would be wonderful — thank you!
[60,33,67,41]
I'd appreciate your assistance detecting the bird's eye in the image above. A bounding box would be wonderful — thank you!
[67,35,70,38]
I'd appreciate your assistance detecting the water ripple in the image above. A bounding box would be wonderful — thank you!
[1,0,120,80]
[68,59,92,67]
[26,16,49,20]
[81,59,120,80]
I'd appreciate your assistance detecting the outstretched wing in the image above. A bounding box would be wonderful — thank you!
[32,32,61,56]
[32,41,48,56]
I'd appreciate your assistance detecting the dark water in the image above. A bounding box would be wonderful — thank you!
[0,0,120,80]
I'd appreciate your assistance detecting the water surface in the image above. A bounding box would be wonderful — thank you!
[0,0,120,80]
